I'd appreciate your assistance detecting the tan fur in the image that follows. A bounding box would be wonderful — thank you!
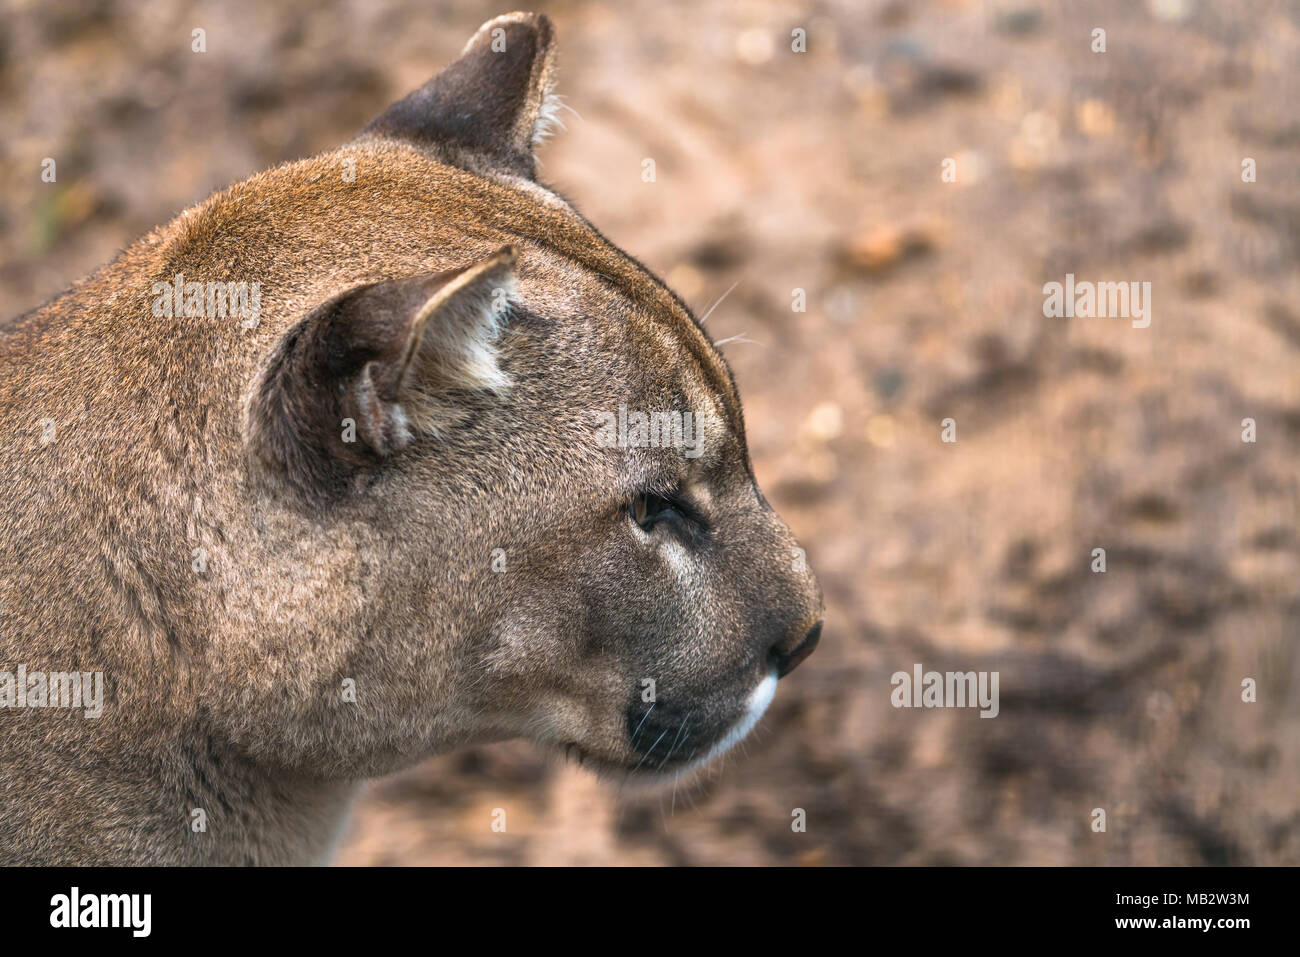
[0,13,821,865]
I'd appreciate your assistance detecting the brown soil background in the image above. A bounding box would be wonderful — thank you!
[3,0,1298,865]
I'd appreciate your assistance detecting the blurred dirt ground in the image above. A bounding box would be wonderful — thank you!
[3,0,1299,864]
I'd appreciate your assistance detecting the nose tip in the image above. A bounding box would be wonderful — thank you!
[771,620,822,678]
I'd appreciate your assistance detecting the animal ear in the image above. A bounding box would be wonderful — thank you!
[247,247,517,496]
[360,12,558,178]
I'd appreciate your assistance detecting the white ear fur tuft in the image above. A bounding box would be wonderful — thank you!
[532,89,566,149]
[409,247,517,394]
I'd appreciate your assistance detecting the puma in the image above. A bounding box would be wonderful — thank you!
[0,12,823,865]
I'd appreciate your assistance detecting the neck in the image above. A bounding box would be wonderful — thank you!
[2,720,360,865]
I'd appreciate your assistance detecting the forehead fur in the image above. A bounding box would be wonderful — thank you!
[164,140,746,441]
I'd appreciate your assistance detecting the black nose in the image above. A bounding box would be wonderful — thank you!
[771,620,822,678]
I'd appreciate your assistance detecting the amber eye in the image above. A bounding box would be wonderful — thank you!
[628,492,678,530]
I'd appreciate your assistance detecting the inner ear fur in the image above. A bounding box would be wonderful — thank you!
[246,247,517,497]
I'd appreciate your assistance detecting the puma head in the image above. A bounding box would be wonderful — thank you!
[227,11,824,781]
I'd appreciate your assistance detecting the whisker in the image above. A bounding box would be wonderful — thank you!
[632,728,670,773]
[713,333,763,347]
[630,702,656,748]
[698,281,738,325]
[657,716,690,770]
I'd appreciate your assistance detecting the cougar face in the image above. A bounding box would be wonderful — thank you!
[226,12,825,785]
[0,11,821,863]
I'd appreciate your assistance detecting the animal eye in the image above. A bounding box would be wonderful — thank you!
[628,492,679,530]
